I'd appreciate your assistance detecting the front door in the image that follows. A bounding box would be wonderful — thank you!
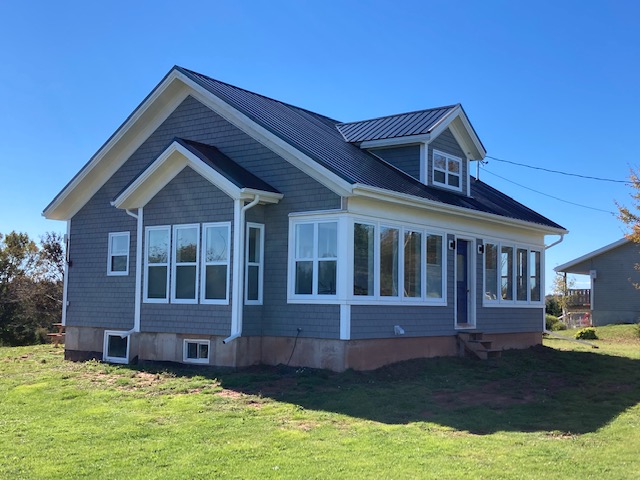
[456,239,472,327]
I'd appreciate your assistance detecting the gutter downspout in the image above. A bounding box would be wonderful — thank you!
[122,208,143,336]
[545,233,565,250]
[224,195,261,344]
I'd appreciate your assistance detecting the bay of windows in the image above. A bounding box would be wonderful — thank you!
[484,241,542,304]
[353,221,445,302]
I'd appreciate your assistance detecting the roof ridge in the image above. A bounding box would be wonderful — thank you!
[176,66,342,124]
[336,104,460,127]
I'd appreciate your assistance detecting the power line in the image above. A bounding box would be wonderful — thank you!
[485,155,629,184]
[481,167,616,215]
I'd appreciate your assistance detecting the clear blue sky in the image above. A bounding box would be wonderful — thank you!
[1,0,638,293]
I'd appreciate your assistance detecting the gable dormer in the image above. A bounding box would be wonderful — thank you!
[336,104,486,197]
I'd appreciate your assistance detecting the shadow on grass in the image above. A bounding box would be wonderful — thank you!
[131,344,640,435]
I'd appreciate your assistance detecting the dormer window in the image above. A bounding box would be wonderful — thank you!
[433,150,462,191]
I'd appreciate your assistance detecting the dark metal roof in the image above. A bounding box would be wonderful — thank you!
[177,139,280,193]
[336,106,457,143]
[176,66,564,231]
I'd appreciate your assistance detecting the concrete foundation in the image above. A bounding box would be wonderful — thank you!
[64,326,541,372]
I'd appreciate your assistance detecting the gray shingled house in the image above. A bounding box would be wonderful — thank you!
[43,66,566,371]
[555,238,640,325]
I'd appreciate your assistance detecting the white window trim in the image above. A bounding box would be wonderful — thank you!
[349,218,447,305]
[183,339,210,364]
[200,222,231,305]
[288,217,340,301]
[245,223,264,305]
[107,231,130,276]
[432,149,462,192]
[483,239,544,307]
[103,330,130,364]
[144,225,170,304]
[171,224,200,304]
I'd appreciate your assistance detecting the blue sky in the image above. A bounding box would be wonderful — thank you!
[1,0,638,293]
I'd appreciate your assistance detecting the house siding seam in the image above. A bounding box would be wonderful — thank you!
[428,128,469,196]
[68,95,341,338]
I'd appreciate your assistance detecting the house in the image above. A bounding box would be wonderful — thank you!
[555,238,640,326]
[43,66,566,371]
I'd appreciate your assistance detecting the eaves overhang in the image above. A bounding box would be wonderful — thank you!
[352,183,568,236]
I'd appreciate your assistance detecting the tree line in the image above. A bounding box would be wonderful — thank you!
[0,231,64,346]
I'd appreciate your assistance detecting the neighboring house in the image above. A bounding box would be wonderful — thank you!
[555,238,640,326]
[43,66,566,371]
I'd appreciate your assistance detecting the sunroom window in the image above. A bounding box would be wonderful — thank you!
[292,221,338,297]
[484,241,542,304]
[433,150,462,191]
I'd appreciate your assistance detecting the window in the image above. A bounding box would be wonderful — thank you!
[145,226,170,302]
[530,250,541,302]
[380,226,399,297]
[484,241,543,305]
[353,223,375,296]
[484,243,498,300]
[293,221,338,297]
[201,223,230,304]
[351,222,445,303]
[404,230,422,298]
[172,225,199,303]
[107,232,130,275]
[103,331,130,364]
[433,150,462,191]
[183,339,210,364]
[245,223,264,304]
[426,234,444,299]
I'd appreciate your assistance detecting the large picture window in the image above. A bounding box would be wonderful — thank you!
[292,221,338,297]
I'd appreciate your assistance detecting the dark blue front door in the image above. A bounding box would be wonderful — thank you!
[456,239,469,325]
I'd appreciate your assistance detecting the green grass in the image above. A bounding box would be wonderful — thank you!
[1,325,639,479]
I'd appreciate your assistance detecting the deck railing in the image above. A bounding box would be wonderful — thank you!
[567,288,590,307]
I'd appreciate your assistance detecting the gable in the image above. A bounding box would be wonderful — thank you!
[556,239,637,274]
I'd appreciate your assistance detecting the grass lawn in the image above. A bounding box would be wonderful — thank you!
[1,325,639,479]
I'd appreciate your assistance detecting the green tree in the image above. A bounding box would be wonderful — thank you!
[0,231,64,346]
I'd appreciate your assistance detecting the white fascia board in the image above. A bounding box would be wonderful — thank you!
[359,134,432,149]
[174,71,354,198]
[352,183,567,236]
[44,70,191,220]
[554,237,629,273]
[430,107,486,161]
[239,188,283,203]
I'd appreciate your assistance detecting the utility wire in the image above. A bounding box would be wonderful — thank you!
[485,155,629,184]
[481,166,616,215]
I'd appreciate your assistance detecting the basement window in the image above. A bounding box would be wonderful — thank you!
[183,339,210,364]
[103,331,130,364]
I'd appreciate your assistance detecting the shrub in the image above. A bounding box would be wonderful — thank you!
[545,314,567,331]
[575,327,598,340]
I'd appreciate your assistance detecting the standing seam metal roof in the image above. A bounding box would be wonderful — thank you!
[177,66,564,231]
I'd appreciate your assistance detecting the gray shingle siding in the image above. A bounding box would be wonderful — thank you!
[68,95,340,338]
[569,241,640,325]
[369,145,421,180]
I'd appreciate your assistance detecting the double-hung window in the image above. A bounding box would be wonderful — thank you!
[484,241,542,304]
[107,232,130,276]
[201,223,230,304]
[292,221,338,297]
[172,224,199,303]
[145,226,170,302]
[433,150,462,191]
[245,223,264,304]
